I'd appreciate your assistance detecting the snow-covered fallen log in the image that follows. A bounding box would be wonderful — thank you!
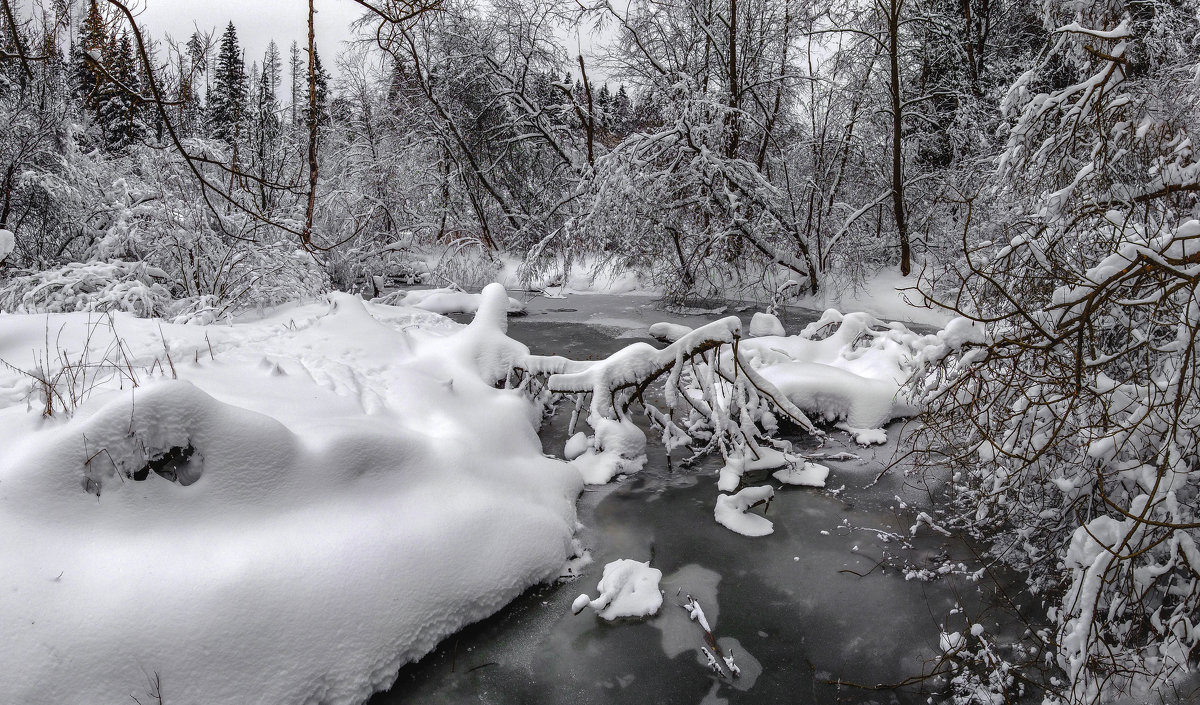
[507,304,943,535]
[378,286,527,315]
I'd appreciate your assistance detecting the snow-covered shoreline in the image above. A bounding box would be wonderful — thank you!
[0,284,960,704]
[0,288,582,705]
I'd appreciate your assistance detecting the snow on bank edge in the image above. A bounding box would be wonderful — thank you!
[0,286,582,705]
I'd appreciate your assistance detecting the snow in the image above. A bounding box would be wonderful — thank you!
[572,559,663,620]
[757,362,907,429]
[0,286,582,705]
[568,415,648,484]
[0,228,13,261]
[772,461,830,487]
[0,260,171,317]
[383,286,527,315]
[716,446,825,491]
[503,254,653,296]
[564,430,590,460]
[735,310,929,439]
[749,312,785,337]
[836,424,889,445]
[796,270,951,327]
[647,321,694,342]
[714,486,775,536]
[940,631,964,652]
[684,598,713,633]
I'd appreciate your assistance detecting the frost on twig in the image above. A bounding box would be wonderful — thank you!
[683,596,739,679]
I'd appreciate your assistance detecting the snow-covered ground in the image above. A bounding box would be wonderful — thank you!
[796,269,952,328]
[0,282,965,704]
[0,287,581,705]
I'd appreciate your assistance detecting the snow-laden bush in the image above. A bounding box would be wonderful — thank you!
[0,132,331,321]
[916,5,1200,702]
[566,77,817,302]
[0,260,171,317]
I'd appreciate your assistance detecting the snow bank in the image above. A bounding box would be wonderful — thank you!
[796,269,951,327]
[572,559,663,620]
[0,228,13,261]
[386,286,526,315]
[503,254,652,296]
[0,288,580,705]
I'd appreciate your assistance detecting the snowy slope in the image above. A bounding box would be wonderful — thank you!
[0,286,581,705]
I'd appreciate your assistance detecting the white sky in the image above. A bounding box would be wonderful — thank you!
[138,0,361,72]
[136,0,615,83]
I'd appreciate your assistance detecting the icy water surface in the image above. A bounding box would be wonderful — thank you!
[371,298,1011,705]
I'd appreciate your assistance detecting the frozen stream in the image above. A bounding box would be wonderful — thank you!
[369,295,1014,705]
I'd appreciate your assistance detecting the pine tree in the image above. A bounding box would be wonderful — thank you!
[305,46,330,128]
[254,50,280,146]
[262,40,281,102]
[72,0,107,113]
[178,31,207,136]
[613,85,632,135]
[96,31,143,151]
[208,21,246,144]
[289,40,302,125]
[596,83,611,129]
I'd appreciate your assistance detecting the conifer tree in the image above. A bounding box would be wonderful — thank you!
[208,21,246,144]
[305,46,330,128]
[289,40,302,125]
[72,0,107,113]
[596,83,611,128]
[613,85,631,134]
[178,31,207,136]
[96,31,142,151]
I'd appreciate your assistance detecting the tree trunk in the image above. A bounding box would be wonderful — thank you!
[725,0,740,158]
[303,0,319,251]
[886,0,910,276]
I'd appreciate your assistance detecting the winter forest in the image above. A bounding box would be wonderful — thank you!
[0,0,1198,703]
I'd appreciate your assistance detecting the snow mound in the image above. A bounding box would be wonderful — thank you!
[749,312,785,337]
[648,321,693,342]
[0,288,580,705]
[387,286,526,315]
[569,415,648,484]
[736,309,933,440]
[715,486,776,536]
[772,461,829,487]
[716,446,810,491]
[572,559,663,620]
[564,431,589,460]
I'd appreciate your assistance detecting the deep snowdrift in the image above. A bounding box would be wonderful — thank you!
[0,286,581,705]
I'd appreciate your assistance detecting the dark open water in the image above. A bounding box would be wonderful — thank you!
[370,298,1023,705]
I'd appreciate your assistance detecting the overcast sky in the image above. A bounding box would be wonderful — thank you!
[137,1,612,83]
[139,0,361,72]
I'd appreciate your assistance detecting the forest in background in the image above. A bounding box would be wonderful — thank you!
[0,0,1055,313]
[0,0,1199,703]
